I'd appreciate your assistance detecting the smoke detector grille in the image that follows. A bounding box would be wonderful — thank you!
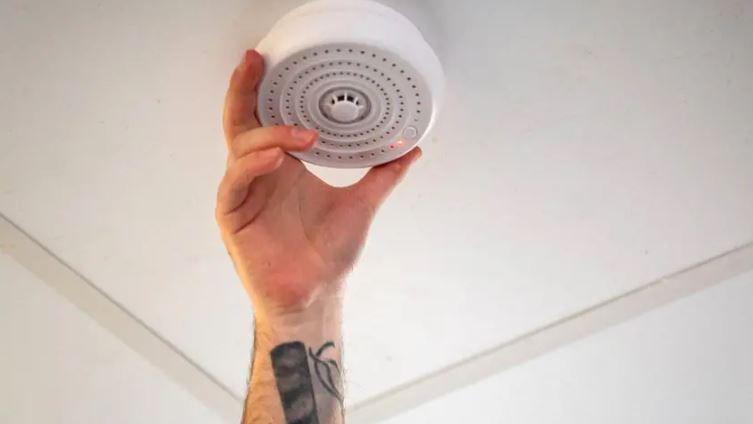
[258,43,433,168]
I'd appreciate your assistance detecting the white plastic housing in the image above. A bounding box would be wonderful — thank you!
[255,0,445,168]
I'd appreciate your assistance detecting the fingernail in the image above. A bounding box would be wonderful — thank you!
[238,49,253,68]
[409,149,422,164]
[291,127,317,144]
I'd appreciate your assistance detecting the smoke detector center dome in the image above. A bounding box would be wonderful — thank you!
[319,88,370,124]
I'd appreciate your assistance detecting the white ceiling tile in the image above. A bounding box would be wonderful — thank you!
[385,269,753,423]
[1,0,752,405]
[0,254,226,424]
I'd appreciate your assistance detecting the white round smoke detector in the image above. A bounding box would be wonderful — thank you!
[255,0,445,168]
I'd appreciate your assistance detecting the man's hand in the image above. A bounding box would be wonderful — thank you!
[216,50,421,321]
[216,50,421,423]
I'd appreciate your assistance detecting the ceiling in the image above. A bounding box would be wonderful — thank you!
[385,269,753,423]
[2,0,752,422]
[2,253,226,424]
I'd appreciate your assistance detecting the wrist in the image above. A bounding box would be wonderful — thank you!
[254,292,343,344]
[248,286,346,424]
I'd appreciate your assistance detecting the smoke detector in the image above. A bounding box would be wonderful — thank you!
[255,0,445,168]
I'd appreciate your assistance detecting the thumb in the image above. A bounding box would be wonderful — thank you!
[349,147,422,210]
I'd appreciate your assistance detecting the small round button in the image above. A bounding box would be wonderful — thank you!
[402,126,418,139]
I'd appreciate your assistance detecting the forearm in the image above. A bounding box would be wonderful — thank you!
[243,296,345,424]
[220,45,418,424]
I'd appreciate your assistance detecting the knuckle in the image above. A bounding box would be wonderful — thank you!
[229,134,246,157]
[214,204,227,226]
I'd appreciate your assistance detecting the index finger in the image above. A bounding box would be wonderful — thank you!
[223,49,265,143]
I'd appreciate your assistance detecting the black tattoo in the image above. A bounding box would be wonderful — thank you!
[271,342,320,424]
[308,342,344,412]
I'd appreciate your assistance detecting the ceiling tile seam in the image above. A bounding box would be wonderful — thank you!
[0,213,243,424]
[4,207,752,424]
[346,239,753,423]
